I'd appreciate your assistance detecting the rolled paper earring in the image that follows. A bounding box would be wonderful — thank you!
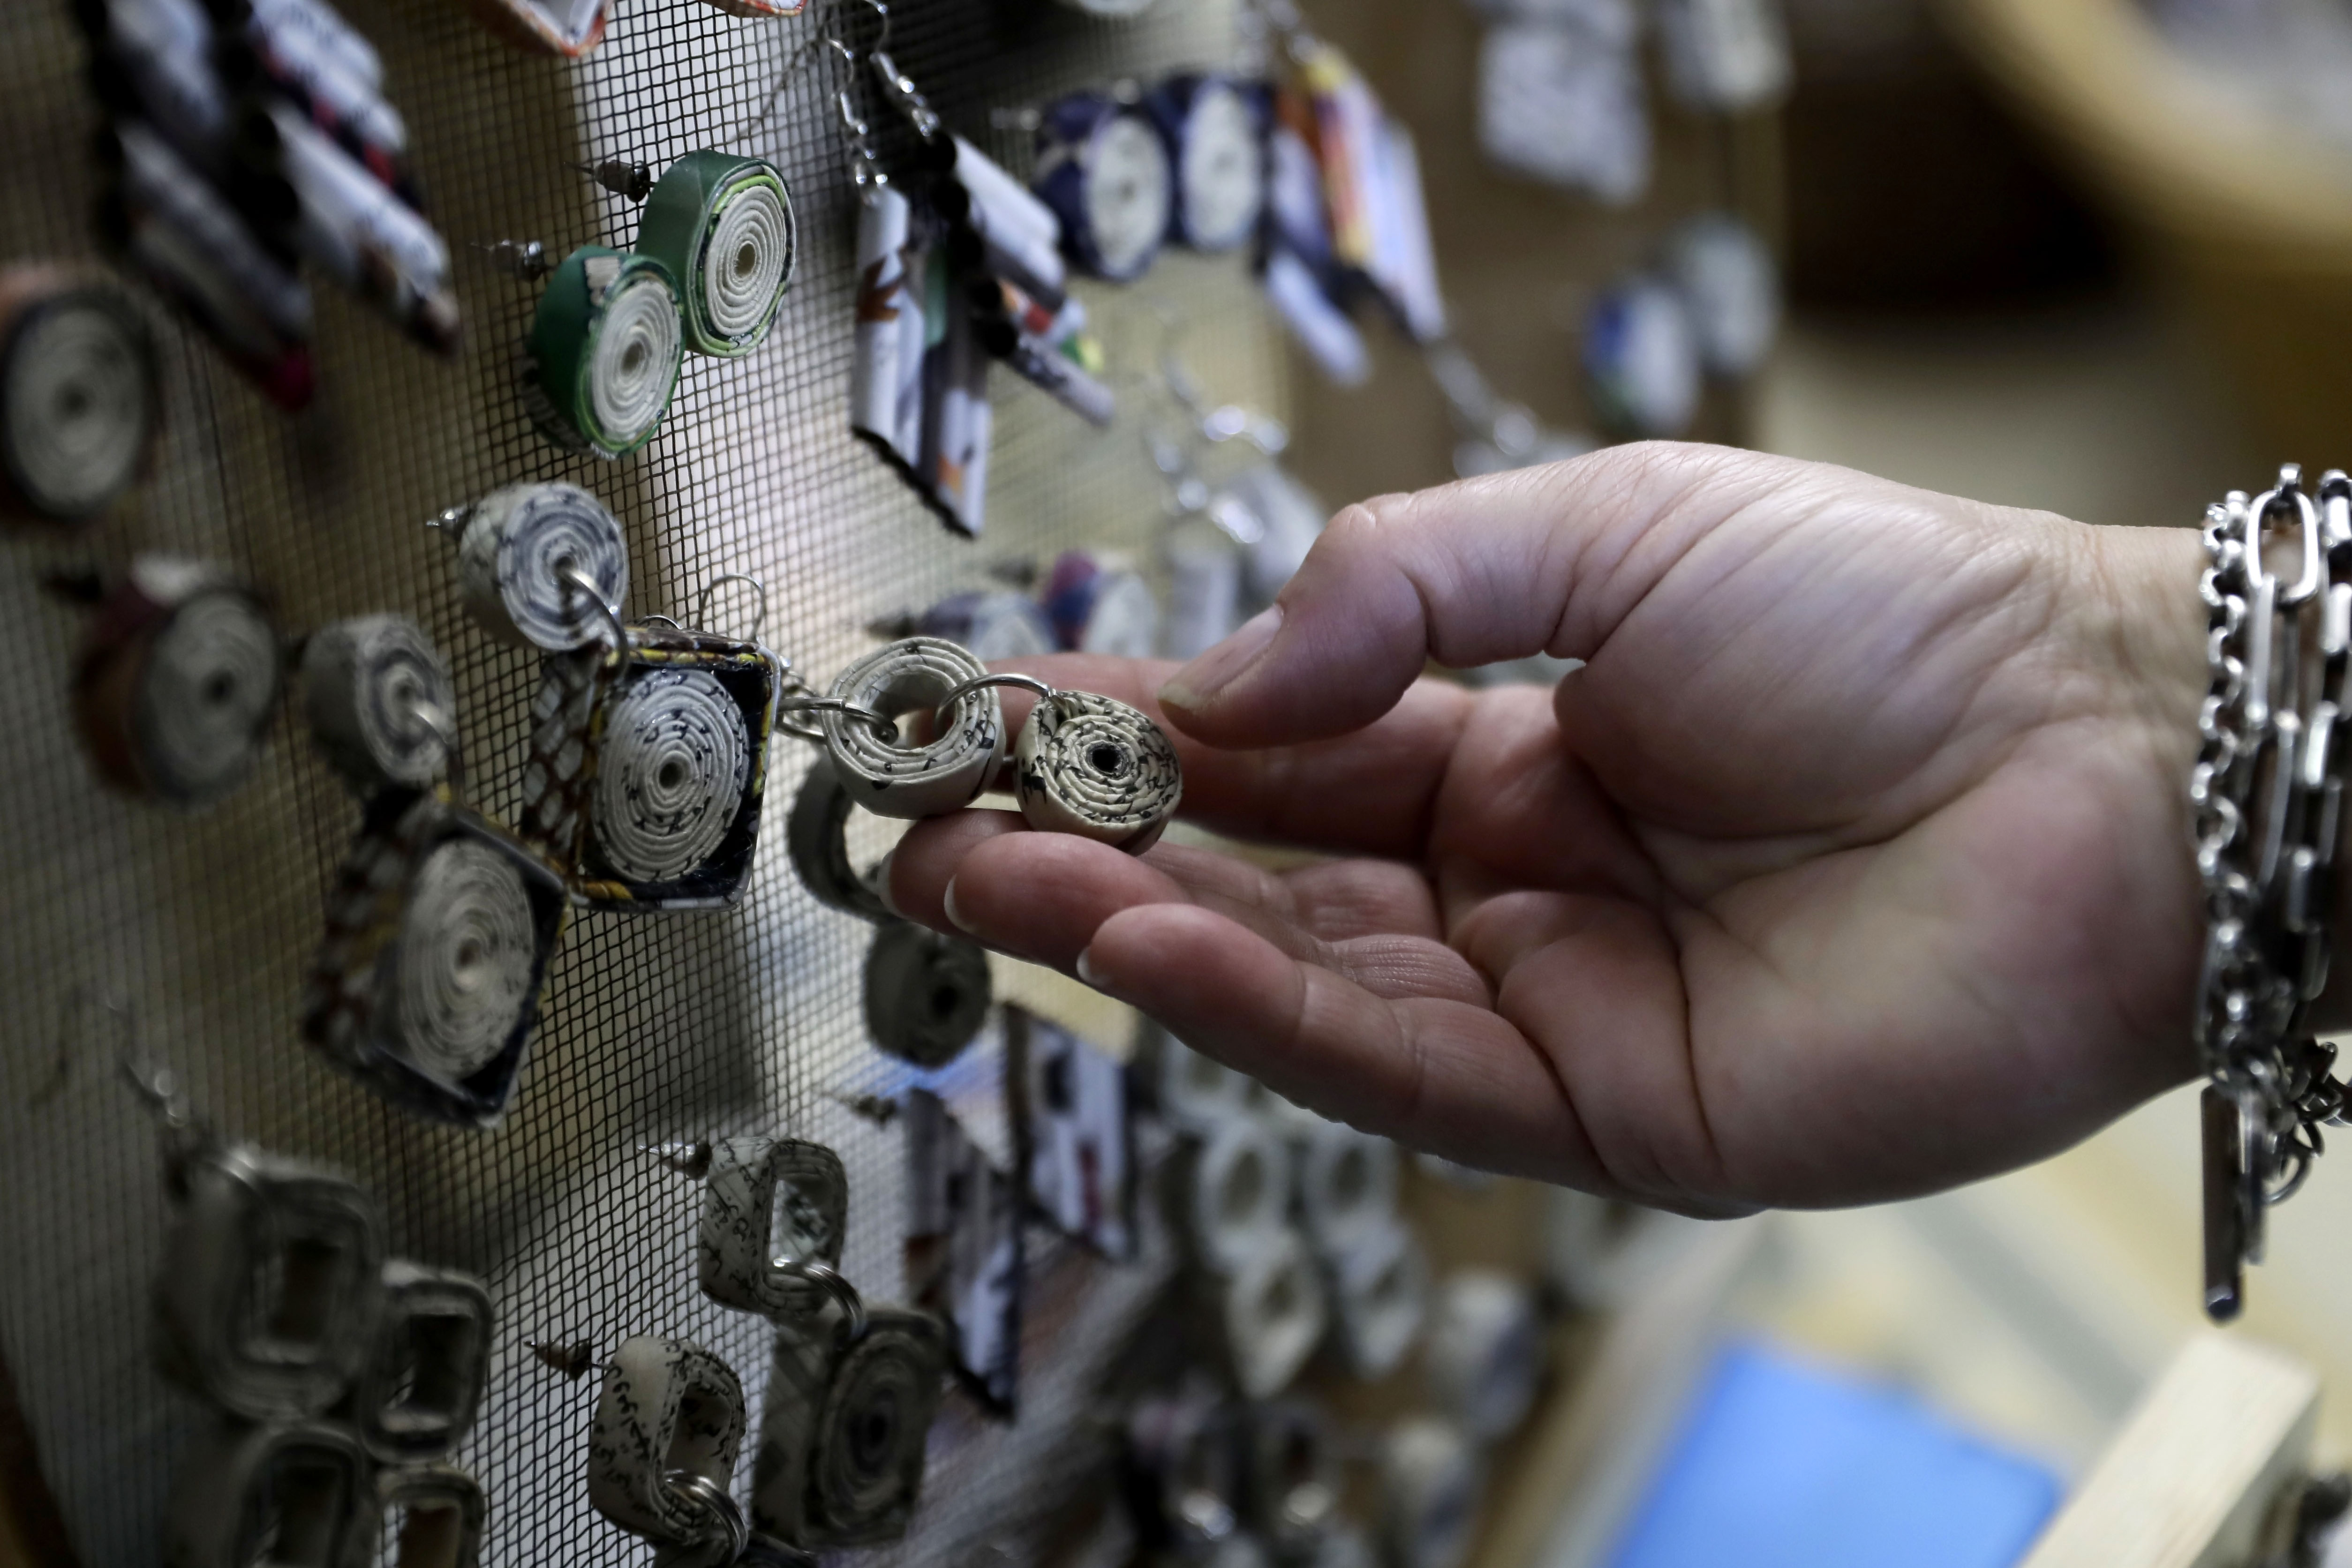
[636,152,797,357]
[73,556,282,810]
[523,246,683,458]
[588,1335,751,1564]
[448,480,631,653]
[930,668,1182,851]
[808,637,1006,821]
[0,266,158,526]
[299,615,455,796]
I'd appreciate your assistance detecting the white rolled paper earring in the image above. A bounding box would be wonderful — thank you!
[754,1304,948,1549]
[588,1335,751,1567]
[695,1137,859,1326]
[166,1419,377,1568]
[299,615,458,798]
[153,1142,388,1422]
[797,637,1006,821]
[934,671,1181,851]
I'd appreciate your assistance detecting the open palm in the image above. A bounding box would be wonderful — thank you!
[881,443,2214,1214]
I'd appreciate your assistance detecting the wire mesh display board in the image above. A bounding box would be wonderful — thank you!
[0,0,1285,1561]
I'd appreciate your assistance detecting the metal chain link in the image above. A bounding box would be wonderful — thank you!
[2194,465,2352,1318]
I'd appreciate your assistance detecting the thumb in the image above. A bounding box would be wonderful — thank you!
[1157,441,1777,748]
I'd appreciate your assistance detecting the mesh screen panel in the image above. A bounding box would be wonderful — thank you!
[0,0,1281,1561]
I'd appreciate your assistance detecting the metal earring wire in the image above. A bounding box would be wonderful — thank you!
[693,573,769,644]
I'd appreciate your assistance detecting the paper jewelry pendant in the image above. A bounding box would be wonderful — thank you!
[1145,76,1266,253]
[1033,95,1173,282]
[820,637,1006,820]
[637,152,796,357]
[300,615,454,795]
[785,756,894,922]
[301,787,567,1127]
[524,246,682,458]
[453,480,631,652]
[1013,690,1182,853]
[522,625,779,910]
[74,556,282,810]
[754,1305,947,1548]
[1223,1229,1327,1401]
[463,0,607,57]
[0,267,158,525]
[153,1143,387,1421]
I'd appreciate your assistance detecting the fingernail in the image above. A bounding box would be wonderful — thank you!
[943,878,976,934]
[871,848,904,919]
[1075,947,1106,989]
[1160,605,1282,714]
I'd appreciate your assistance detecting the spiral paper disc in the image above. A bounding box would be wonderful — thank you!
[131,590,282,807]
[590,668,751,884]
[2,279,155,522]
[301,615,453,791]
[457,480,629,652]
[1175,82,1263,252]
[1014,690,1181,852]
[822,638,1004,821]
[391,836,538,1083]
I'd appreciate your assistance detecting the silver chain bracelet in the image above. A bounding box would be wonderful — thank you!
[2192,464,2352,1319]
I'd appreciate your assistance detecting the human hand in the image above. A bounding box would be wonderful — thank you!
[880,443,2212,1214]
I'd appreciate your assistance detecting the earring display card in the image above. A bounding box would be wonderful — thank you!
[0,0,1280,1563]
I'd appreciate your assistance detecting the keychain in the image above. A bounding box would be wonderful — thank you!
[524,245,684,459]
[518,573,780,911]
[67,555,282,810]
[904,1087,1023,1413]
[0,266,158,526]
[589,1335,752,1568]
[695,1137,859,1322]
[1008,677,1183,852]
[1144,75,1267,254]
[637,151,798,359]
[1422,1271,1542,1441]
[1377,1419,1483,1568]
[1032,92,1174,283]
[1655,0,1793,113]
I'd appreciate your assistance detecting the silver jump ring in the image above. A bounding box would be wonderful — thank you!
[557,563,631,651]
[406,698,467,812]
[776,1259,868,1342]
[936,671,1056,711]
[779,696,895,745]
[694,574,769,643]
[661,1469,748,1564]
